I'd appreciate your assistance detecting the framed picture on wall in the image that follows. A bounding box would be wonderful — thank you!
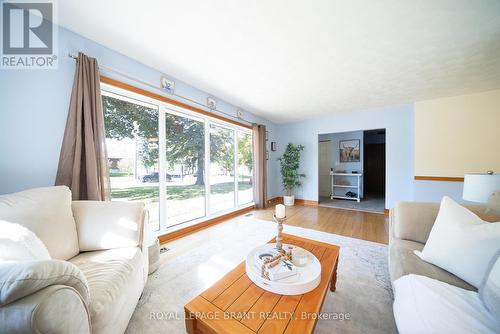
[339,139,360,162]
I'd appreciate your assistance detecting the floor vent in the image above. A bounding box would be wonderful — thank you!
[244,213,254,217]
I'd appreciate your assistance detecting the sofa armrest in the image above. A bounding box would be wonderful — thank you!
[390,202,440,244]
[72,201,147,252]
[0,260,89,307]
[0,285,91,334]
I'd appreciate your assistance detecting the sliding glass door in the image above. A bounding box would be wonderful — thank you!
[102,84,254,233]
[237,131,253,205]
[102,92,160,230]
[165,112,206,227]
[209,124,235,214]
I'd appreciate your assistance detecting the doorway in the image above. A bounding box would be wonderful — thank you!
[317,129,386,213]
[364,129,386,199]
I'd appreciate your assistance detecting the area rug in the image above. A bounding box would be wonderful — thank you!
[126,215,396,333]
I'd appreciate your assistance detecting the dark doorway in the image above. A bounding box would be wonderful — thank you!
[363,129,386,198]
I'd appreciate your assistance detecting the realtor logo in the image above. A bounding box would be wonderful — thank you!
[1,0,57,69]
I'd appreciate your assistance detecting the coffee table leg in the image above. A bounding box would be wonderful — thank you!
[185,308,196,334]
[330,255,339,292]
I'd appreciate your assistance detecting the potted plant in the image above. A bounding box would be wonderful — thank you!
[279,143,305,206]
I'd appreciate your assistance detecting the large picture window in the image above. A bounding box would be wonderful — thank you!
[165,112,206,227]
[102,84,253,233]
[237,131,253,205]
[102,92,160,230]
[209,124,235,214]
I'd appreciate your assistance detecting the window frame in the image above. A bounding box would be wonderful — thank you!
[101,83,254,235]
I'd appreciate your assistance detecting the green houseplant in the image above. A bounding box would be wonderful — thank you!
[279,143,306,206]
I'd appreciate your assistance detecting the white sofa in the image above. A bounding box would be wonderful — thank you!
[390,202,500,333]
[393,271,499,334]
[0,186,149,334]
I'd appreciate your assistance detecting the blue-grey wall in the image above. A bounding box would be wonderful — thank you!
[274,106,472,208]
[0,26,279,196]
[274,105,415,209]
[414,180,464,203]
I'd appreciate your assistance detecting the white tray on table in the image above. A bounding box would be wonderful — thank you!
[245,243,321,295]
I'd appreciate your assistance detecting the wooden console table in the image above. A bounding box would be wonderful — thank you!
[330,172,363,202]
[185,234,340,334]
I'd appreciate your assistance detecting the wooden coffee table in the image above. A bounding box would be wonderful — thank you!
[185,233,340,334]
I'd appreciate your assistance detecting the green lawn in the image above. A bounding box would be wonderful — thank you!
[109,171,132,177]
[111,181,252,201]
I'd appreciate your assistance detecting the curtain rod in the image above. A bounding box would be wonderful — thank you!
[68,53,254,126]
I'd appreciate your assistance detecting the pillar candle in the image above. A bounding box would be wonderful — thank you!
[275,204,286,218]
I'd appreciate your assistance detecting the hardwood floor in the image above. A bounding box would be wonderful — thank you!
[160,204,388,265]
[252,205,389,244]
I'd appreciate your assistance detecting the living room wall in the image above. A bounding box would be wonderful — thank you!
[0,26,279,196]
[415,89,500,177]
[274,105,415,209]
[274,90,499,208]
[412,89,500,203]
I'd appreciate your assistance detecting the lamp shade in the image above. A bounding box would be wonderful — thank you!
[463,173,500,203]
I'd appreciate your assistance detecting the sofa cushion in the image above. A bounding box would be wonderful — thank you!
[417,196,500,288]
[389,238,475,291]
[480,251,500,320]
[0,186,79,260]
[69,247,144,334]
[72,200,145,251]
[0,220,51,261]
[393,274,500,334]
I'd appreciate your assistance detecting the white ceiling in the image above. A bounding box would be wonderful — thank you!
[58,1,500,123]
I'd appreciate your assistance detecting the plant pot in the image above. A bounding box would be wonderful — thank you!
[283,195,295,206]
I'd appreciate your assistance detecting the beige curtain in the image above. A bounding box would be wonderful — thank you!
[252,124,268,208]
[55,52,110,201]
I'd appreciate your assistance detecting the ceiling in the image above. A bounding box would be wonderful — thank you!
[58,1,500,123]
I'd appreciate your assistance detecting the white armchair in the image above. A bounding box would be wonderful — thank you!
[0,186,149,334]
